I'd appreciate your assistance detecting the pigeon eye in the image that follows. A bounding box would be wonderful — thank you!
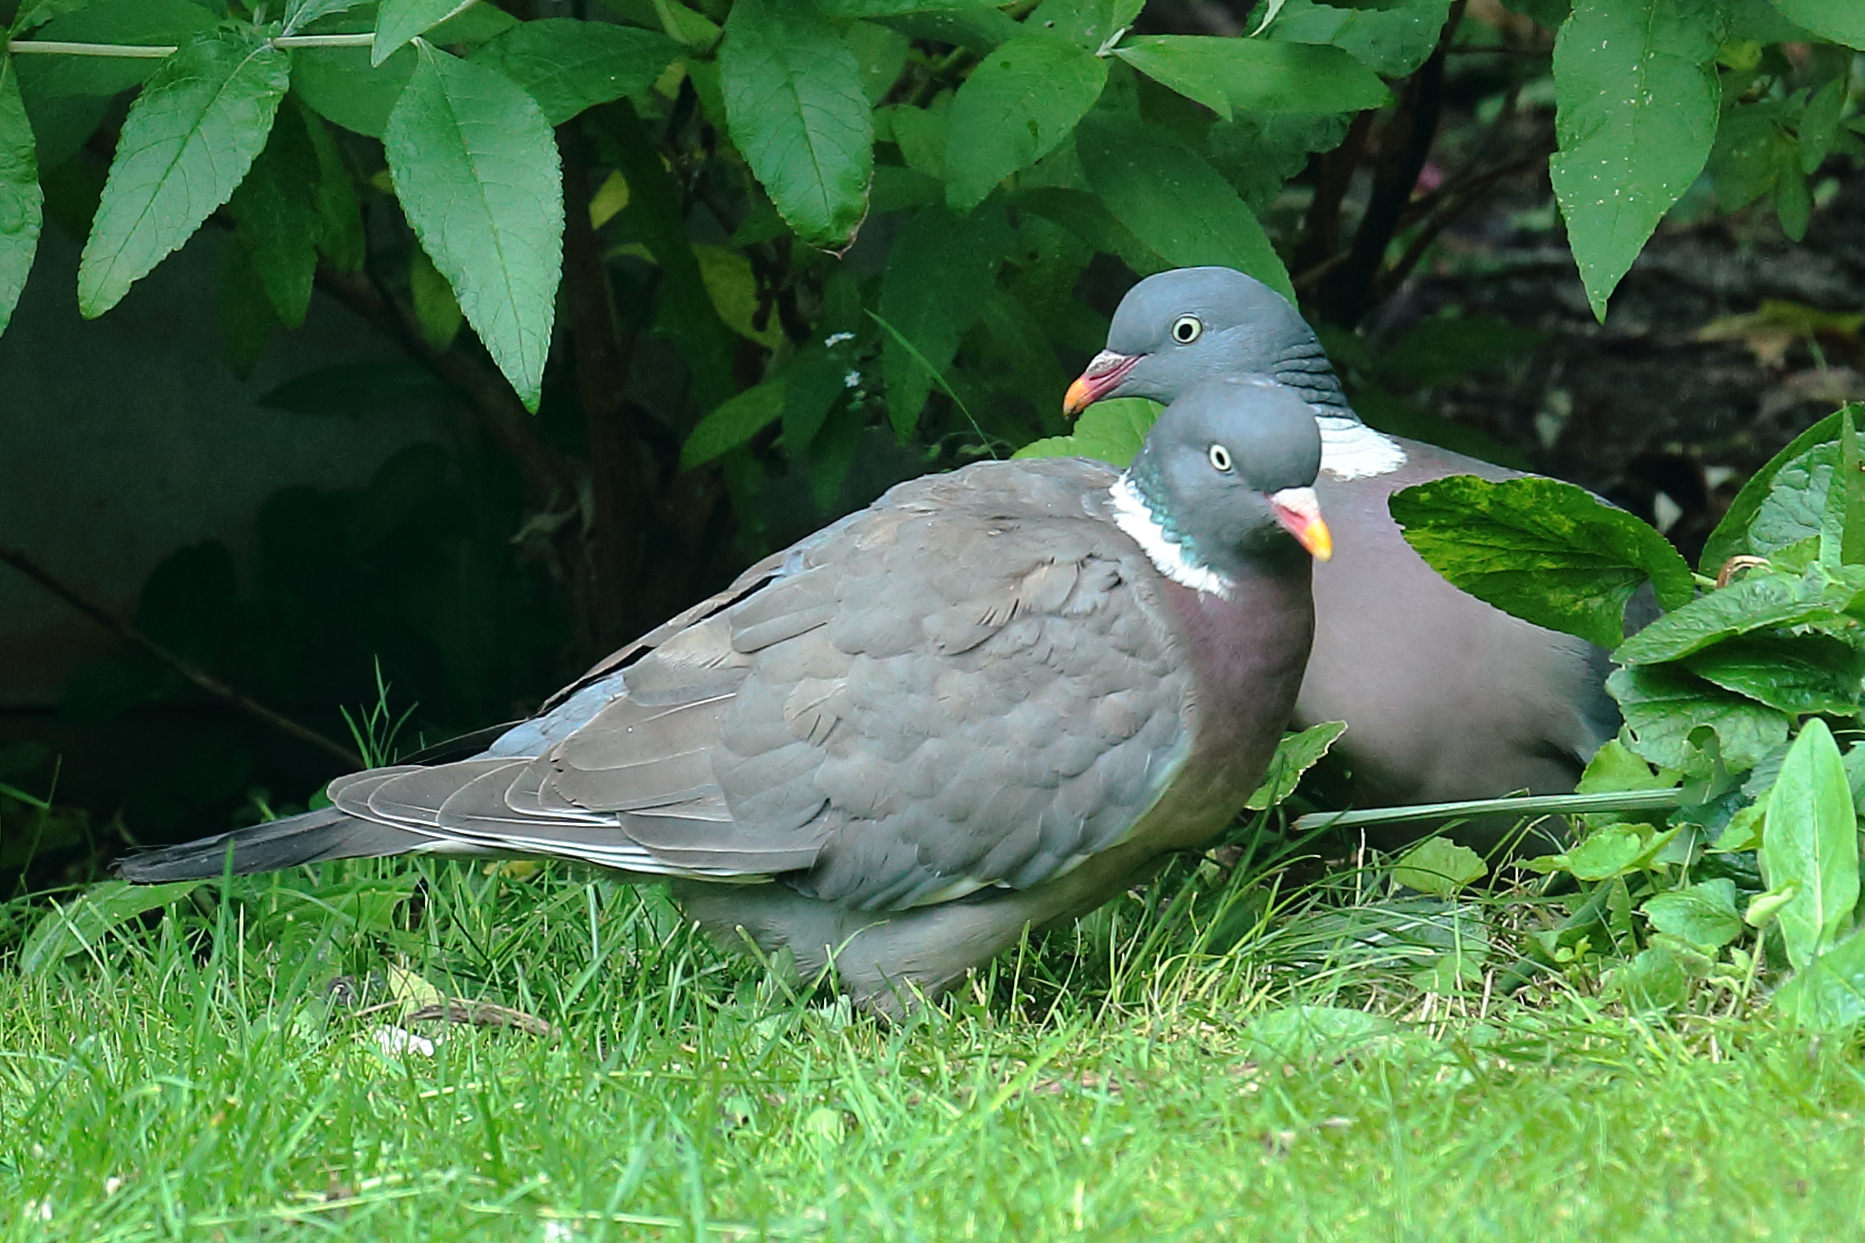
[1207,443,1232,473]
[1171,315,1203,344]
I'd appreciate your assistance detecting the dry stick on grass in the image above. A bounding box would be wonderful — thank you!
[0,544,364,768]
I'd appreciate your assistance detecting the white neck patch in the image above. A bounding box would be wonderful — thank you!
[1109,475,1233,599]
[1318,416,1406,481]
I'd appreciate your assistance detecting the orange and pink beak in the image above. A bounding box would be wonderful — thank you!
[1063,349,1141,415]
[1269,487,1331,561]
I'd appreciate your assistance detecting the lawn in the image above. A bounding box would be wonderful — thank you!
[3,854,1863,1241]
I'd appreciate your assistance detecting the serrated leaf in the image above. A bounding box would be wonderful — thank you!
[384,44,563,411]
[13,0,217,99]
[1774,924,1865,1031]
[681,380,787,470]
[19,880,202,973]
[1015,397,1158,467]
[943,32,1105,213]
[1246,720,1348,810]
[1762,717,1858,972]
[1265,0,1456,76]
[1559,824,1647,880]
[78,27,290,317]
[228,105,319,328]
[0,54,42,337]
[1075,111,1293,304]
[291,42,418,139]
[472,18,678,126]
[1113,35,1390,120]
[1767,0,1865,49]
[1613,567,1864,665]
[877,203,1010,437]
[1548,0,1723,320]
[1682,634,1861,716]
[1388,474,1693,649]
[1701,406,1855,571]
[375,0,468,65]
[1578,738,1677,794]
[721,0,872,248]
[1607,664,1789,773]
[1642,878,1744,950]
[1391,837,1487,896]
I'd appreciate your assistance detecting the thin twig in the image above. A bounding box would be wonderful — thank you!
[6,32,377,56]
[0,544,363,768]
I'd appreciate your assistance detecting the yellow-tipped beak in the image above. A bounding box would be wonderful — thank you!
[1269,487,1332,561]
[1063,350,1141,416]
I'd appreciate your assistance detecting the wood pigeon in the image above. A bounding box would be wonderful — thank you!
[119,379,1332,1013]
[1066,267,1619,843]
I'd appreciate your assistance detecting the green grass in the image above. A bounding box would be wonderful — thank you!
[3,856,1864,1241]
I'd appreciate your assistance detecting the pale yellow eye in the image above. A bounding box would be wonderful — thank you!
[1172,315,1203,344]
[1208,443,1232,472]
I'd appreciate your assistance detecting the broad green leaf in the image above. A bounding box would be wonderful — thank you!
[681,380,787,470]
[1240,1004,1400,1062]
[292,44,418,138]
[300,101,364,272]
[0,54,42,337]
[943,33,1105,213]
[1578,738,1678,794]
[374,0,466,65]
[1752,440,1838,558]
[1075,112,1293,304]
[1246,719,1348,811]
[873,9,1023,53]
[693,243,781,348]
[1548,0,1723,320]
[721,0,872,248]
[1391,837,1487,896]
[77,27,290,317]
[1113,36,1390,120]
[1830,408,1865,566]
[1642,878,1744,950]
[888,96,950,180]
[1774,925,1865,1031]
[1559,824,1647,881]
[781,347,851,449]
[1388,474,1693,649]
[1700,406,1852,570]
[472,19,679,126]
[1613,567,1865,665]
[1015,397,1158,467]
[1767,0,1865,48]
[817,0,999,14]
[385,44,563,411]
[222,228,278,377]
[19,880,201,973]
[409,243,462,350]
[877,203,1011,438]
[846,20,911,104]
[1027,0,1144,50]
[228,105,319,329]
[1762,717,1858,971]
[283,0,370,36]
[1265,0,1456,76]
[1602,938,1700,1012]
[1607,665,1789,773]
[12,0,217,99]
[1682,635,1861,716]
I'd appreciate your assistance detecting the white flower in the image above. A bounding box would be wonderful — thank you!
[843,371,861,389]
[371,1025,436,1057]
[823,332,855,348]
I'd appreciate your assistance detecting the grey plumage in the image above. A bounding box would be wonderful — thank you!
[1069,266,1617,848]
[119,380,1328,1011]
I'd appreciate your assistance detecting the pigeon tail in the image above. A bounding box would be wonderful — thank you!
[112,806,436,882]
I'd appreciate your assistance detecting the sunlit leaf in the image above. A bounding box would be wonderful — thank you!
[374,0,466,65]
[1113,35,1389,119]
[943,32,1105,212]
[1247,720,1348,811]
[1015,398,1158,467]
[1642,879,1744,950]
[681,380,787,470]
[1607,665,1788,773]
[1761,718,1858,972]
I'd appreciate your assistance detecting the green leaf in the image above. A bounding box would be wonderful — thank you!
[1642,878,1744,950]
[1246,720,1348,811]
[77,27,291,317]
[291,43,417,139]
[872,8,1023,53]
[1682,635,1861,716]
[1548,0,1723,320]
[1387,474,1694,649]
[943,33,1105,213]
[384,43,564,411]
[227,105,319,329]
[816,0,999,14]
[1831,408,1865,566]
[1613,567,1864,665]
[1607,665,1789,773]
[0,54,42,337]
[1265,0,1456,76]
[1774,925,1865,1031]
[1113,36,1390,120]
[877,203,1010,438]
[721,0,872,248]
[846,20,910,104]
[1027,0,1144,50]
[1767,0,1865,48]
[472,18,679,126]
[1240,1004,1399,1062]
[13,0,218,99]
[374,0,466,65]
[1391,838,1487,896]
[1075,111,1293,304]
[1014,397,1158,467]
[1559,824,1648,881]
[1577,738,1677,794]
[300,101,363,272]
[283,0,371,37]
[1761,717,1858,971]
[409,243,463,350]
[19,880,202,973]
[1701,406,1854,570]
[681,380,787,470]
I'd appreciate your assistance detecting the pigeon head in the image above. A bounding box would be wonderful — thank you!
[1065,267,1353,420]
[1114,378,1330,595]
